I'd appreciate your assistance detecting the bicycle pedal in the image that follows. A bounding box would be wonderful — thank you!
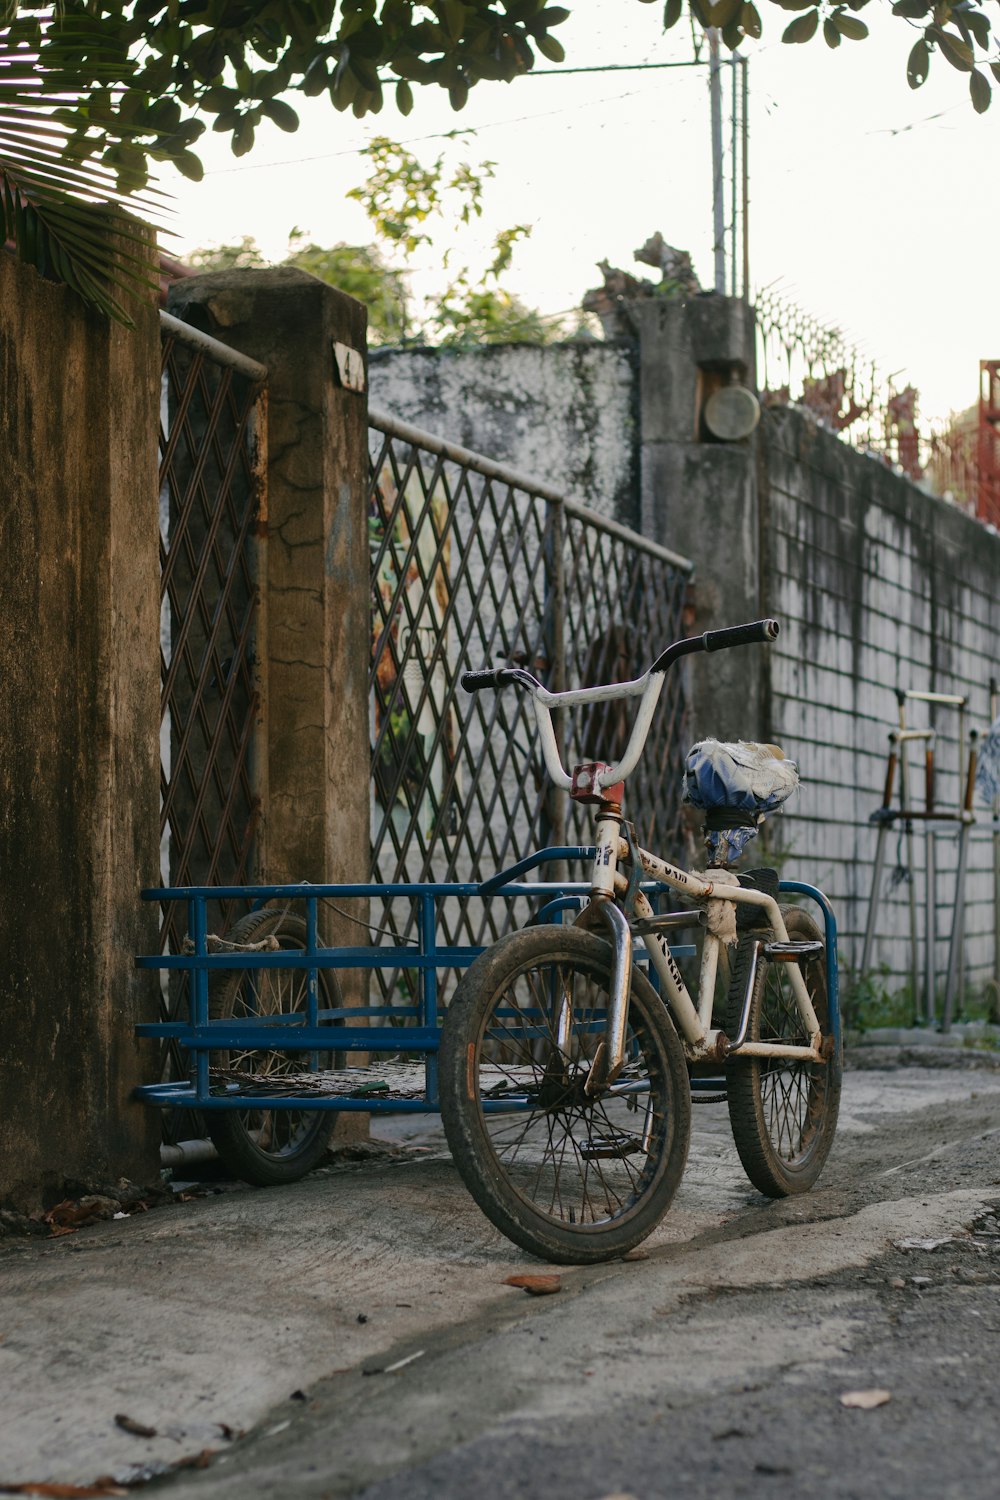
[579,1133,642,1161]
[762,939,824,963]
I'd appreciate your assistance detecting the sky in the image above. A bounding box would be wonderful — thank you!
[160,4,998,425]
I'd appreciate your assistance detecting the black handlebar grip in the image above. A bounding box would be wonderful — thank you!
[702,618,780,652]
[461,668,504,692]
[460,667,529,693]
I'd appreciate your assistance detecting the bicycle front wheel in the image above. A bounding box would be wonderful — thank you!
[439,925,691,1265]
[725,906,841,1197]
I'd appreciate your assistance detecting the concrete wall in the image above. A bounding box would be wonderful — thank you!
[760,405,1000,998]
[370,341,639,525]
[0,247,162,1211]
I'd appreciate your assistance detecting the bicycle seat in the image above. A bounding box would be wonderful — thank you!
[683,740,799,865]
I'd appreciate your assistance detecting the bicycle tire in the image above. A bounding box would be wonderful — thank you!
[206,908,342,1186]
[439,925,691,1265]
[725,906,841,1196]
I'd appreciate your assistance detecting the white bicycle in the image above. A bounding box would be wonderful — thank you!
[438,618,841,1264]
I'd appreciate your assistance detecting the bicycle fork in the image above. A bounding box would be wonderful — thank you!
[581,799,639,1093]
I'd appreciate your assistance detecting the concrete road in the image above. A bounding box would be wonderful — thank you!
[3,1058,1000,1498]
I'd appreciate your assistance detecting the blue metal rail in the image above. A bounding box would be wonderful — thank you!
[134,850,838,1114]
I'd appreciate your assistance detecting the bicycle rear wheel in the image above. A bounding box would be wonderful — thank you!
[725,906,841,1196]
[439,925,691,1264]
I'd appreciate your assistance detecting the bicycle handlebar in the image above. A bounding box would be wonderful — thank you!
[703,618,780,652]
[460,619,781,791]
[648,618,779,673]
[460,666,537,694]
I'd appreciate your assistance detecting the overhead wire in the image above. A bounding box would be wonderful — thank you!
[202,57,706,176]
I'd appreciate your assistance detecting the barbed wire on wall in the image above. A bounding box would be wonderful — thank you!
[753,283,924,483]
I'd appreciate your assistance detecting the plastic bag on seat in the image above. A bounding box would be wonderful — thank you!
[683,739,799,865]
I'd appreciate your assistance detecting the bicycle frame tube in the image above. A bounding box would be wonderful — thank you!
[587,833,822,1066]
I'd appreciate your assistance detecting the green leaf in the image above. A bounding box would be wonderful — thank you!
[907,37,930,86]
[536,34,565,61]
[933,27,975,72]
[332,67,359,109]
[173,149,204,180]
[232,113,256,155]
[823,16,841,46]
[663,0,683,29]
[395,78,414,115]
[992,60,1000,83]
[705,0,742,26]
[970,66,991,111]
[740,2,762,38]
[302,56,329,96]
[833,13,868,39]
[350,52,381,90]
[261,97,299,131]
[963,9,991,50]
[437,0,467,43]
[891,0,930,16]
[782,8,819,43]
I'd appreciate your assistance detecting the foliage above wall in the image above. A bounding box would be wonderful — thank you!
[189,135,569,346]
[3,0,997,323]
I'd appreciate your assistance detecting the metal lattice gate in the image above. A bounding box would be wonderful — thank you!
[368,407,692,980]
[157,312,268,1093]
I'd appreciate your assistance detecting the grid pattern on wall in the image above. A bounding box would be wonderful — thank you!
[762,406,1000,1013]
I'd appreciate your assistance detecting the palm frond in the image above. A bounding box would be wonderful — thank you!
[1,21,167,326]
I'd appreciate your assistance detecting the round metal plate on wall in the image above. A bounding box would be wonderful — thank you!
[704,385,761,442]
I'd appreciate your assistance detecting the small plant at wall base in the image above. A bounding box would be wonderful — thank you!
[841,966,1000,1034]
[840,964,913,1032]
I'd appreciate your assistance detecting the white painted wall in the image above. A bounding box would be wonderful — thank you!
[370,341,638,524]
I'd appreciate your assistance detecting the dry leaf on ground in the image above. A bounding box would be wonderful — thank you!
[114,1414,157,1438]
[169,1450,215,1472]
[0,1483,129,1497]
[42,1198,118,1233]
[503,1274,561,1295]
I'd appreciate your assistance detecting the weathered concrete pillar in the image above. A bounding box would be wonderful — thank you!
[638,295,765,743]
[167,268,370,896]
[0,243,162,1211]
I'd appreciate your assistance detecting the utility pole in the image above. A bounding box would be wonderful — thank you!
[709,28,726,294]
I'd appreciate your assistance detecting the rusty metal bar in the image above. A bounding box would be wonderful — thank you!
[160,310,267,384]
[368,405,694,573]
